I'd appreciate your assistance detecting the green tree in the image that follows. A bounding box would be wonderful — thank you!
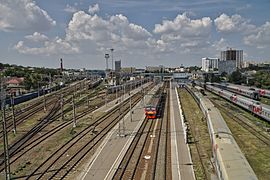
[253,71,270,89]
[228,70,245,84]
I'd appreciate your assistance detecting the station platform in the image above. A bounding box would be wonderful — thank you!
[77,83,162,180]
[170,82,195,180]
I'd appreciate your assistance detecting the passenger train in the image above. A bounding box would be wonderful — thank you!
[206,85,270,122]
[228,83,270,99]
[210,83,260,100]
[185,84,258,180]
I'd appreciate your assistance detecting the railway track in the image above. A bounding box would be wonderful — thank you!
[209,96,270,146]
[113,117,154,179]
[0,97,57,138]
[153,83,171,180]
[113,83,168,180]
[0,83,105,169]
[22,84,153,179]
[0,99,105,173]
[0,100,60,166]
[0,85,81,137]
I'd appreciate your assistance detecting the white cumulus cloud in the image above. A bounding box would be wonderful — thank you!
[153,13,212,52]
[0,0,56,32]
[15,11,153,56]
[88,4,99,15]
[14,35,79,55]
[214,13,256,33]
[244,21,270,48]
[66,11,152,51]
[24,32,48,42]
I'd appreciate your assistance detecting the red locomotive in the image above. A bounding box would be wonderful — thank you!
[144,105,157,119]
[144,92,164,119]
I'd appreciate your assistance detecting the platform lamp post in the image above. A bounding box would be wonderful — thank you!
[110,48,114,85]
[105,54,109,72]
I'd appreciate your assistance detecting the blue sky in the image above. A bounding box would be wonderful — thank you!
[0,0,270,69]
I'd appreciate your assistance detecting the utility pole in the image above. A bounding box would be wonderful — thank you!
[60,94,64,121]
[43,94,47,112]
[1,79,11,180]
[49,73,52,93]
[123,85,125,99]
[105,90,108,107]
[11,95,16,135]
[72,94,76,128]
[130,92,132,122]
[118,95,125,137]
[141,78,145,107]
[116,87,118,100]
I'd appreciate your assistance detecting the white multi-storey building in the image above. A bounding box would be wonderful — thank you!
[201,57,219,72]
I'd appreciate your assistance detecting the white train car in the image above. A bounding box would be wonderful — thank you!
[229,83,270,99]
[185,85,258,180]
[211,83,260,100]
[206,85,270,123]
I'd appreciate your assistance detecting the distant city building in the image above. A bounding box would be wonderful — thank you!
[201,57,219,72]
[242,61,253,68]
[146,65,164,72]
[218,60,237,75]
[220,49,243,69]
[115,60,121,72]
[121,67,136,74]
[242,61,270,68]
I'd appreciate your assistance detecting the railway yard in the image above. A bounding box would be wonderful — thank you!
[0,79,270,180]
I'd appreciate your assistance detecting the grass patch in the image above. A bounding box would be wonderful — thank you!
[178,88,213,180]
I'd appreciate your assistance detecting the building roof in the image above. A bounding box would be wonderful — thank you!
[6,77,24,85]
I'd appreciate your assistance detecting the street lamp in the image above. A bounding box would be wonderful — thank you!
[105,53,109,71]
[110,48,114,71]
[110,48,114,85]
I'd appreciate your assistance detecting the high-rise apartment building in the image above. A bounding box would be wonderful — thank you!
[115,60,121,72]
[220,49,243,69]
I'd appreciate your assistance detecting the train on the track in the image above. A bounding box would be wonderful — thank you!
[4,79,103,106]
[206,84,270,122]
[185,84,258,180]
[5,84,65,106]
[144,90,164,119]
[228,83,270,99]
[210,82,260,100]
